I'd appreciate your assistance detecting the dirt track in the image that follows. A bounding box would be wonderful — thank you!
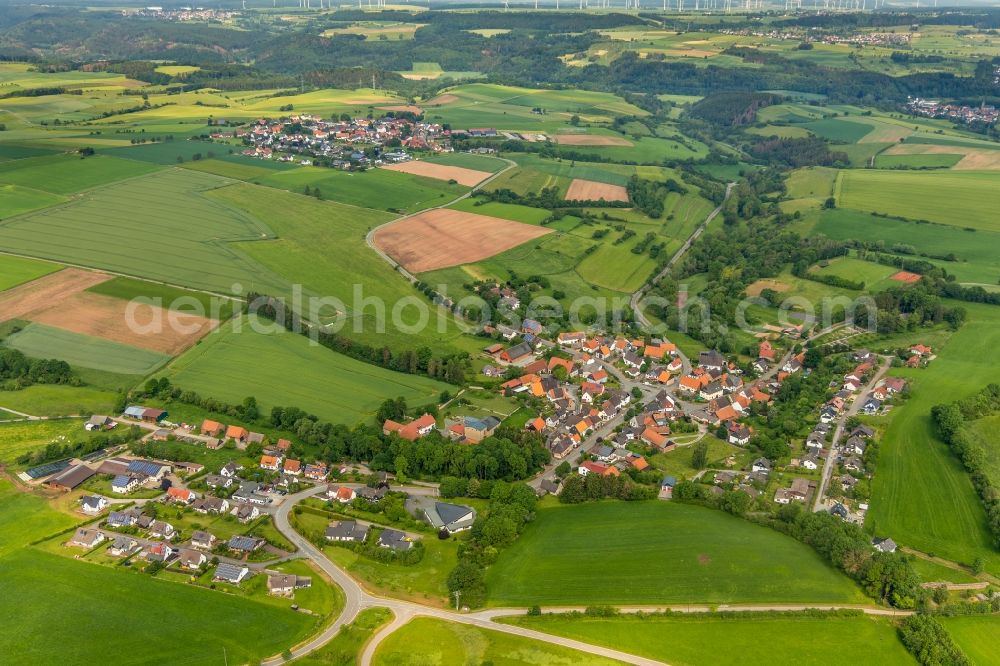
[372,208,551,273]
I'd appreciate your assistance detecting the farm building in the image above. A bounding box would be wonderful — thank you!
[123,406,168,423]
[47,464,96,491]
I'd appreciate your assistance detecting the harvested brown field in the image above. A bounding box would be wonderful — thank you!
[552,134,633,147]
[889,270,922,284]
[382,160,492,187]
[0,268,215,354]
[373,208,552,273]
[28,292,217,355]
[565,178,630,202]
[746,278,791,297]
[423,93,458,106]
[0,268,111,322]
[378,105,424,114]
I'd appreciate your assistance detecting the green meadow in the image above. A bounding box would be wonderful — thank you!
[809,208,1000,285]
[294,607,394,666]
[157,321,448,425]
[837,170,1000,232]
[0,384,118,418]
[4,324,170,376]
[0,254,60,291]
[374,617,622,666]
[87,276,238,320]
[0,420,90,465]
[423,152,508,172]
[485,501,867,606]
[504,613,914,666]
[0,478,78,556]
[939,616,1000,665]
[869,302,1000,575]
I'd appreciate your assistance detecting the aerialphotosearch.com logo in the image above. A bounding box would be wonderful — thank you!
[122,281,881,343]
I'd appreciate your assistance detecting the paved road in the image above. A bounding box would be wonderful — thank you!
[813,354,892,512]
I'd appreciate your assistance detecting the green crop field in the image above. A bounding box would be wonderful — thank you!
[86,276,237,320]
[179,158,280,181]
[373,617,622,666]
[258,166,468,213]
[447,197,552,225]
[4,324,170,376]
[0,168,291,295]
[940,616,1000,665]
[485,501,867,606]
[211,182,478,353]
[874,153,964,169]
[0,184,65,217]
[0,254,60,291]
[803,118,875,143]
[157,321,448,425]
[1,548,318,666]
[869,303,1000,575]
[423,152,508,172]
[0,154,162,195]
[504,613,914,666]
[837,170,1000,232]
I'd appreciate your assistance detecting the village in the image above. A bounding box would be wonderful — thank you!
[222,114,452,169]
[906,97,999,126]
[461,303,941,547]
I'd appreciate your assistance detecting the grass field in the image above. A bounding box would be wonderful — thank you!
[0,254,60,291]
[874,153,964,169]
[837,170,1000,232]
[0,384,118,418]
[809,208,1000,285]
[960,414,1000,491]
[808,256,897,291]
[869,302,1000,575]
[803,117,875,143]
[157,321,448,425]
[485,501,867,606]
[259,166,468,213]
[504,613,914,666]
[940,616,1000,665]
[0,419,91,464]
[373,617,622,666]
[423,152,508,173]
[0,168,291,295]
[4,323,170,376]
[0,478,78,556]
[294,607,394,666]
